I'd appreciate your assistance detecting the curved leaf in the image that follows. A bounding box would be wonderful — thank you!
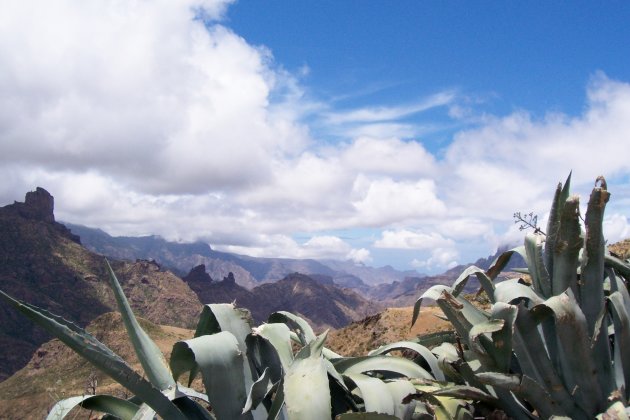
[170,331,248,420]
[384,380,417,420]
[47,395,140,420]
[452,265,496,302]
[532,291,603,415]
[105,260,175,390]
[332,355,434,380]
[268,311,316,346]
[0,290,185,420]
[283,332,331,420]
[344,373,395,415]
[368,341,444,381]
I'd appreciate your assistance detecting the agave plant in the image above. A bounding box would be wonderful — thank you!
[413,174,630,419]
[2,257,487,419]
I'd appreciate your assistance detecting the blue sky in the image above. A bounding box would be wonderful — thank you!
[1,1,630,274]
[228,2,630,118]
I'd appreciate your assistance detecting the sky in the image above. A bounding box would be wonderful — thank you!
[1,1,630,274]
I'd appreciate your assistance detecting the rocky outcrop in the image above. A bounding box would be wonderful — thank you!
[0,190,201,381]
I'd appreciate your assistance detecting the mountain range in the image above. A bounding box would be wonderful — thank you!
[0,188,378,381]
[64,222,421,290]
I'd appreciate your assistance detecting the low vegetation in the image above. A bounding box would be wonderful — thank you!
[1,174,629,419]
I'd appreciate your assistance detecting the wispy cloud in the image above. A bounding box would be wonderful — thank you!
[323,91,456,125]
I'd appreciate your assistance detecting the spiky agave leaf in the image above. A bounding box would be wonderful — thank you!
[0,290,186,420]
[170,331,250,420]
[283,332,332,420]
[105,260,175,391]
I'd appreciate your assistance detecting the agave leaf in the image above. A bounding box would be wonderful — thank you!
[193,303,266,417]
[170,331,249,420]
[332,355,434,380]
[580,182,610,329]
[532,291,603,415]
[46,395,140,420]
[436,291,491,354]
[105,261,175,390]
[170,397,214,419]
[384,380,417,420]
[605,254,630,278]
[429,385,497,403]
[283,332,331,420]
[452,265,496,302]
[0,290,186,420]
[524,233,552,298]
[595,401,629,419]
[580,182,614,397]
[131,403,156,420]
[344,373,396,415]
[246,324,292,384]
[323,347,344,359]
[368,341,445,381]
[489,303,518,373]
[493,279,544,305]
[414,330,457,347]
[412,285,451,327]
[545,173,572,279]
[509,304,587,419]
[335,413,399,419]
[194,303,253,351]
[266,378,286,420]
[551,196,582,296]
[242,367,271,414]
[176,385,210,403]
[486,245,527,281]
[268,311,316,346]
[608,291,630,399]
[476,372,563,419]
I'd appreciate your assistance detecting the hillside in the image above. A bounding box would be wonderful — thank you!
[0,312,194,419]
[327,306,451,356]
[0,188,202,381]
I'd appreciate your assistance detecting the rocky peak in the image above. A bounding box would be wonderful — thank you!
[4,187,55,223]
[183,264,213,284]
[223,272,236,285]
[1,187,81,243]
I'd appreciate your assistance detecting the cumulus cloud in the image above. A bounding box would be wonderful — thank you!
[1,0,630,274]
[604,214,630,245]
[374,229,454,250]
[352,176,447,226]
[442,73,630,220]
[0,0,308,195]
[411,248,459,271]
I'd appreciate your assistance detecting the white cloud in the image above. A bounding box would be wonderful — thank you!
[604,214,630,245]
[443,74,630,222]
[341,137,437,177]
[0,0,308,195]
[324,91,455,125]
[411,247,459,271]
[216,234,371,264]
[374,229,454,250]
[352,177,447,226]
[1,0,630,275]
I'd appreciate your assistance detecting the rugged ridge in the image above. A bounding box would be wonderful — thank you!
[0,188,202,381]
[182,265,381,329]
